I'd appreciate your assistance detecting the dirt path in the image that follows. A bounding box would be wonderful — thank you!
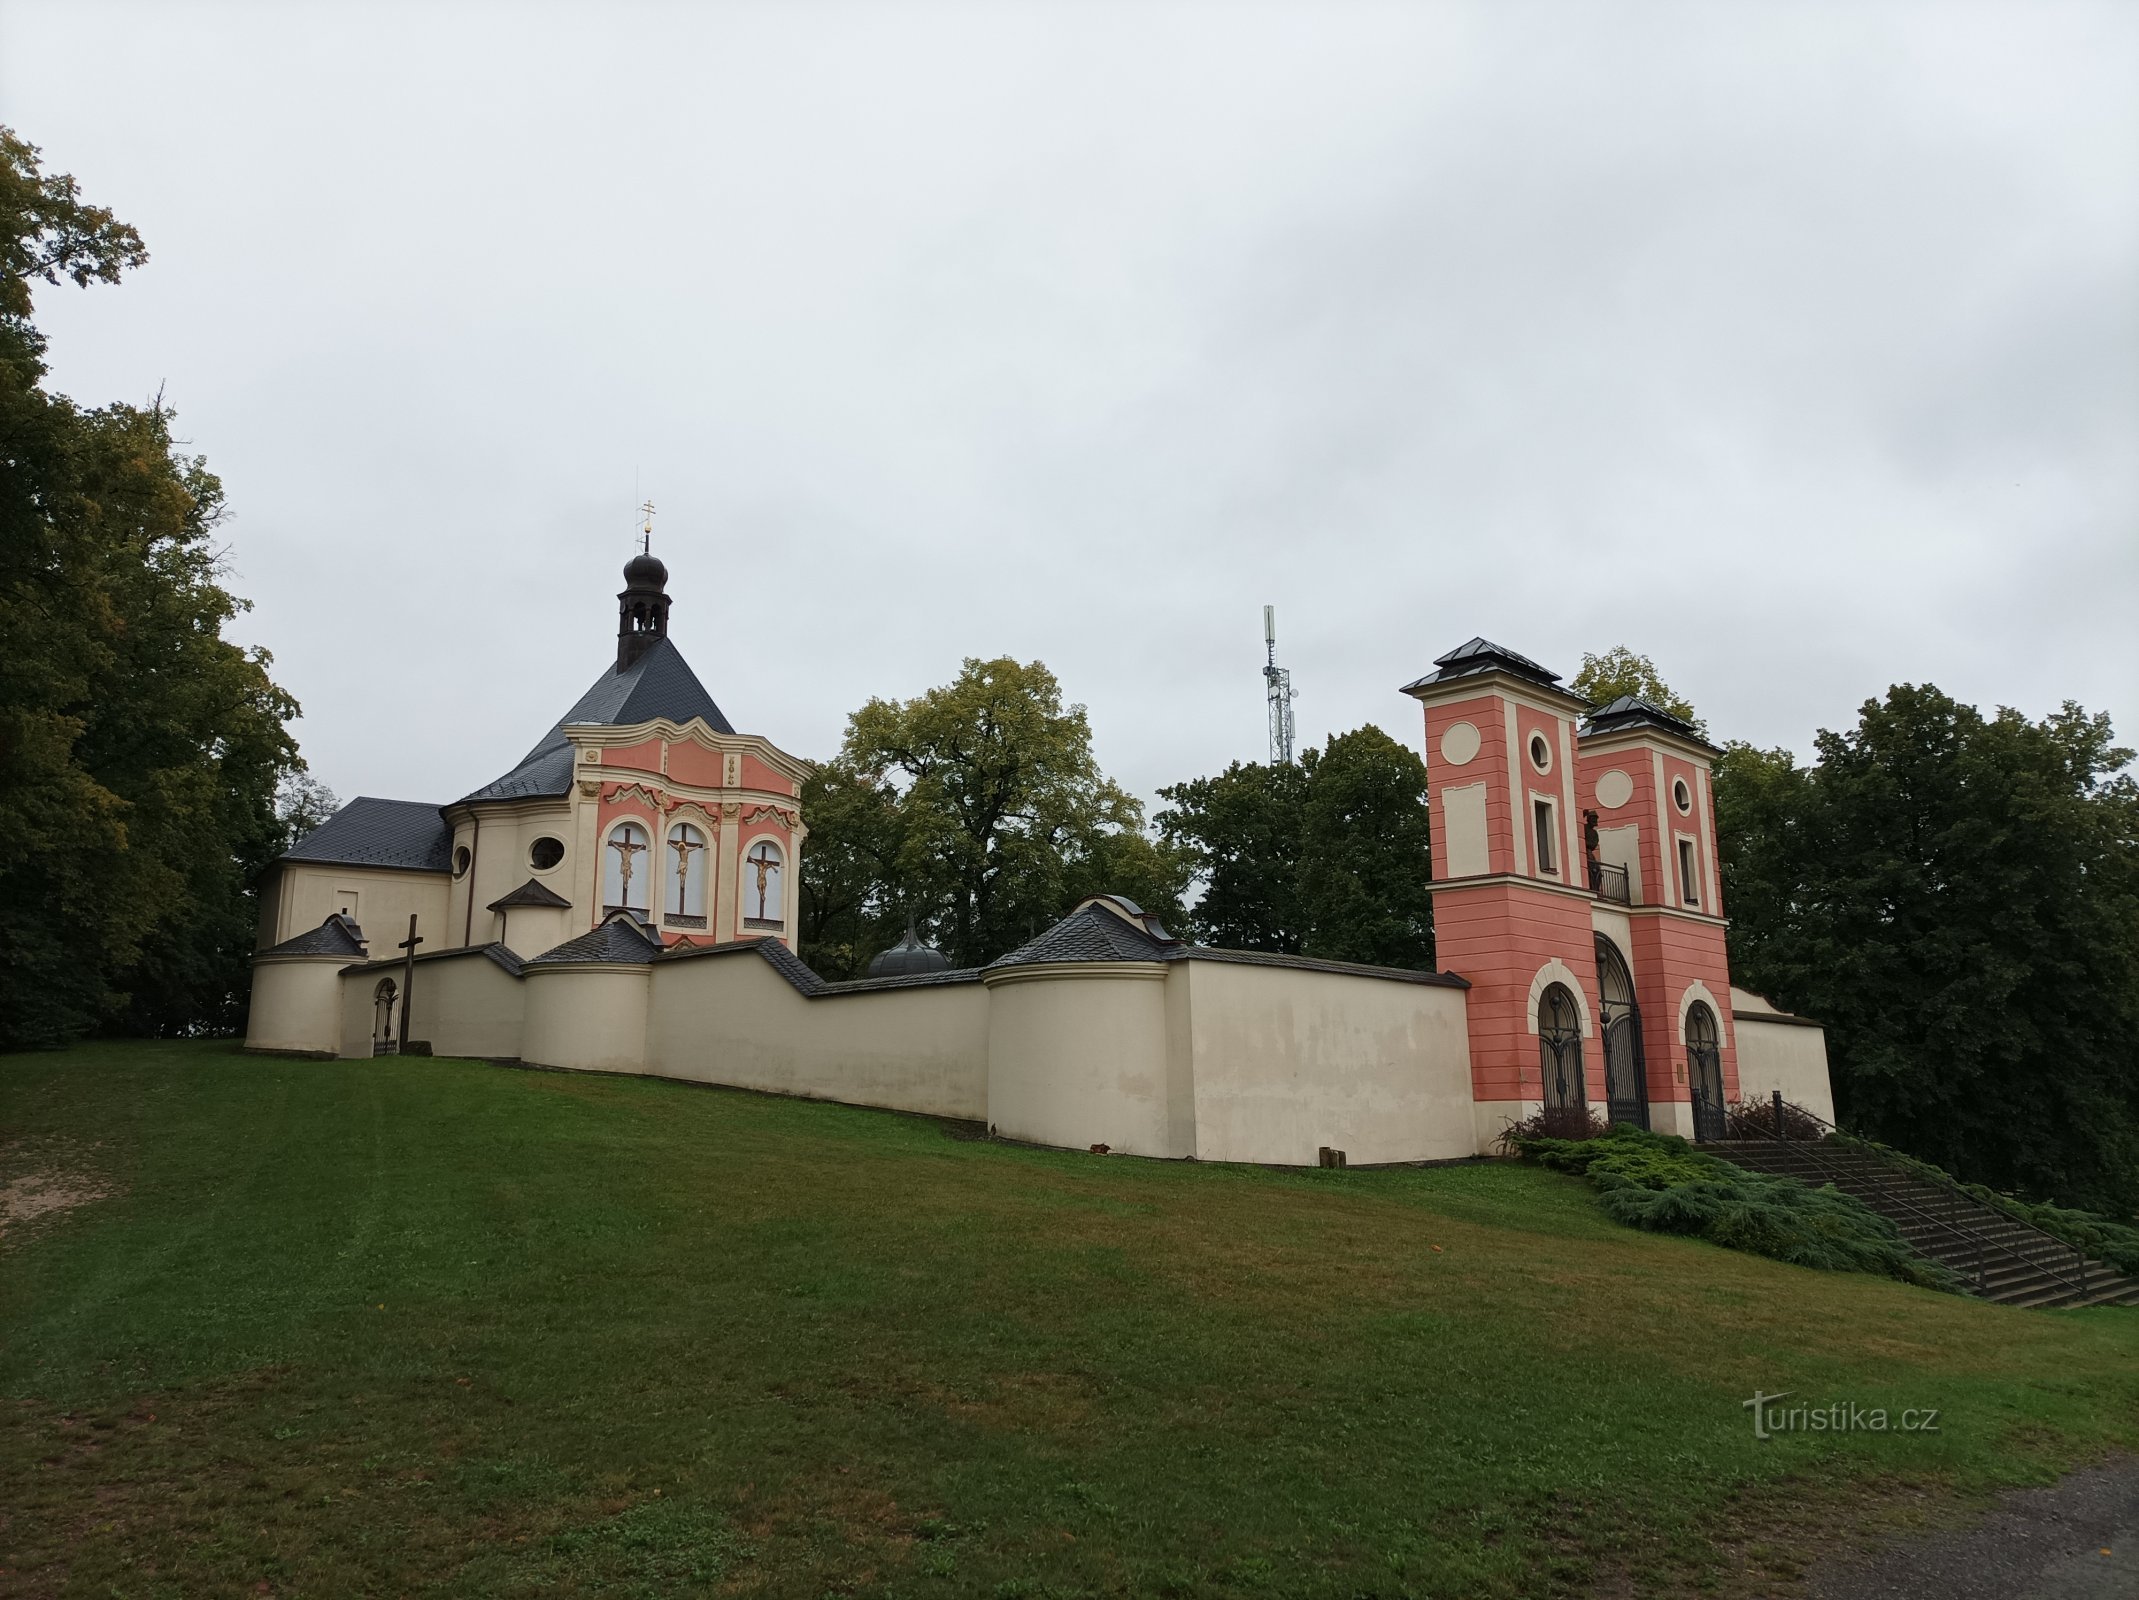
[1805,1459,2139,1600]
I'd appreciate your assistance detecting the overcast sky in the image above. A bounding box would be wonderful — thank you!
[7,1,2136,812]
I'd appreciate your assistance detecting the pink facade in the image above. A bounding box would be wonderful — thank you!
[1406,639,1740,1137]
[590,744,801,950]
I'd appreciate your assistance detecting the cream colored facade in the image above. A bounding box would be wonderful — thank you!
[247,895,1513,1165]
[1730,986,1837,1126]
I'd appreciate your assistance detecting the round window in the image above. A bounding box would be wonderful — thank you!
[1672,778,1692,814]
[452,845,472,879]
[529,836,565,871]
[1529,733,1551,773]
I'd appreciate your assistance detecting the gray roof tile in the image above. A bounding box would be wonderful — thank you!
[654,936,983,996]
[1582,694,1715,748]
[488,878,573,911]
[281,797,453,872]
[986,902,1183,969]
[1179,946,1468,988]
[463,637,734,803]
[1402,637,1566,695]
[527,912,666,966]
[260,913,369,958]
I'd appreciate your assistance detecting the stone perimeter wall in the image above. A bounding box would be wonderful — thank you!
[247,947,1831,1165]
[249,948,1494,1163]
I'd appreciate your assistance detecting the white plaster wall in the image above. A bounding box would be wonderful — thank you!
[245,959,345,1055]
[1472,1098,1542,1155]
[645,955,988,1119]
[984,968,1176,1157]
[270,864,449,955]
[1731,1014,1836,1126]
[522,966,650,1074]
[404,954,527,1062]
[1184,962,1476,1165]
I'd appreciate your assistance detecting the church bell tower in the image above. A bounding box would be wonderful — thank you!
[617,541,671,671]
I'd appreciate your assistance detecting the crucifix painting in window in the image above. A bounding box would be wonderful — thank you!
[743,838,784,929]
[666,822,707,926]
[603,820,651,913]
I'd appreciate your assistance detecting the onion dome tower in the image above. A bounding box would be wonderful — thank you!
[867,920,950,978]
[617,540,671,671]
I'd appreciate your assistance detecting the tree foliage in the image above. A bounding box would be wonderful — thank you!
[1158,726,1435,969]
[1715,685,2139,1214]
[1572,645,1704,733]
[799,658,1188,975]
[0,128,304,1047]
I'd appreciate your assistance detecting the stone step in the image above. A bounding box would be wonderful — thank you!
[1709,1139,2133,1310]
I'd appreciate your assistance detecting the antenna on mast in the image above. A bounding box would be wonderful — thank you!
[1263,605,1296,764]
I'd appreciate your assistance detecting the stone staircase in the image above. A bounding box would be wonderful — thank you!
[1716,1139,2139,1310]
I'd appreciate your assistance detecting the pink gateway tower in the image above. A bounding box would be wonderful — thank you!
[1402,639,1737,1146]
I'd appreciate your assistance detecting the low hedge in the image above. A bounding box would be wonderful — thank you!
[1508,1125,1963,1293]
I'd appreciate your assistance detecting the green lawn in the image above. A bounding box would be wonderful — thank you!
[2,1042,2133,1598]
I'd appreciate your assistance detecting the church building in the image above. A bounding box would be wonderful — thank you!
[248,554,1832,1165]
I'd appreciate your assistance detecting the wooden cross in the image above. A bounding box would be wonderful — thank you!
[745,841,781,922]
[397,914,423,1055]
[671,830,703,915]
[610,827,649,908]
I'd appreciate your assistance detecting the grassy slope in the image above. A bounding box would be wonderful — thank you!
[1,1042,2133,1599]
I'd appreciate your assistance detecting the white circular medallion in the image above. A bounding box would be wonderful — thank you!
[1595,769,1634,810]
[1439,720,1481,766]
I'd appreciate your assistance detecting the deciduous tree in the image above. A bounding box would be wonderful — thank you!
[1715,687,2139,1213]
[0,128,304,1046]
[822,658,1187,970]
[1159,727,1434,969]
[1572,646,1704,733]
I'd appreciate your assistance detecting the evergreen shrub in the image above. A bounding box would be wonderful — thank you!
[1507,1126,1962,1292]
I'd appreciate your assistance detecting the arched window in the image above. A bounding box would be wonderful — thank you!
[371,977,398,1055]
[1537,982,1586,1111]
[742,838,785,929]
[1687,1001,1725,1141]
[603,820,652,913]
[665,822,708,925]
[1594,936,1647,1129]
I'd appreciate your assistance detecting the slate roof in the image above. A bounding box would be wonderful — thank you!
[339,942,526,978]
[1582,694,1716,749]
[280,797,453,873]
[1401,636,1566,695]
[1178,946,1467,988]
[463,637,734,803]
[656,936,984,996]
[867,926,952,978]
[260,913,369,958]
[488,878,573,912]
[526,911,667,966]
[985,900,1183,969]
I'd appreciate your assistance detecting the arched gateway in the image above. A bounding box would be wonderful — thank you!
[1595,935,1648,1129]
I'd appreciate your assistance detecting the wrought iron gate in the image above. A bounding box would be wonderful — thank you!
[1594,935,1649,1129]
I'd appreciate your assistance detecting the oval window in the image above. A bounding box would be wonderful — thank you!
[1672,778,1692,814]
[1529,733,1551,773]
[529,836,565,871]
[452,845,472,879]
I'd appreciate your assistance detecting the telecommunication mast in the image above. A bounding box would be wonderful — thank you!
[1263,605,1296,764]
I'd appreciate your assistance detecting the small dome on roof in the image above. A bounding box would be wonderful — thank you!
[868,923,950,978]
[623,549,668,589]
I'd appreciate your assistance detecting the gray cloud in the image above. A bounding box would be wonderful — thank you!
[7,0,2134,811]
